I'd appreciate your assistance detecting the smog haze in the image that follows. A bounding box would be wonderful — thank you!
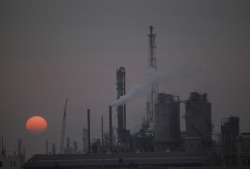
[1,0,250,159]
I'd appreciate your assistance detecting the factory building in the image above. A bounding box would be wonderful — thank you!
[82,127,88,153]
[220,116,250,166]
[22,151,217,169]
[154,93,181,152]
[0,138,25,169]
[23,26,250,168]
[237,132,250,166]
[221,116,239,156]
[221,116,240,165]
[0,155,21,169]
[134,129,154,152]
[185,92,212,152]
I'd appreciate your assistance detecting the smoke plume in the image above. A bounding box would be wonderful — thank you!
[111,68,167,106]
[111,63,201,106]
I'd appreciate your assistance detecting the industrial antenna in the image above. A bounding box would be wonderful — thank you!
[146,25,158,124]
[60,98,68,154]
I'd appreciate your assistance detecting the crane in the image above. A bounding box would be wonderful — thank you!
[60,98,68,154]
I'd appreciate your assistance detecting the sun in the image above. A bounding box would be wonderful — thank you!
[26,116,47,134]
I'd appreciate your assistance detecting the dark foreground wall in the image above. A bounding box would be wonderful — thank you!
[165,167,250,169]
[22,151,217,169]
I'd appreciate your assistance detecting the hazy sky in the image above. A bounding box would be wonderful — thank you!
[1,0,250,159]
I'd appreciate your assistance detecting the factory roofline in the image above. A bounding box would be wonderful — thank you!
[22,151,217,168]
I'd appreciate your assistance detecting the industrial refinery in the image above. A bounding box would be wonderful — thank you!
[12,26,250,168]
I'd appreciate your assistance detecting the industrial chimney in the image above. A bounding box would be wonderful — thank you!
[87,109,91,153]
[109,106,112,150]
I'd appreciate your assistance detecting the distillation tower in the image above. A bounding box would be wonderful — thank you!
[116,67,126,143]
[146,26,158,124]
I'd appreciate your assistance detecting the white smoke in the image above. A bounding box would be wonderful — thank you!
[111,68,167,106]
[110,63,201,107]
[111,83,149,106]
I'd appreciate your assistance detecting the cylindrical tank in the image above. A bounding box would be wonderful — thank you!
[185,92,212,152]
[185,92,212,140]
[221,116,239,155]
[154,93,180,152]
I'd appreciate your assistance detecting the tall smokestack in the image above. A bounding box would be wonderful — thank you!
[46,139,48,155]
[101,115,104,152]
[109,106,112,150]
[87,109,90,153]
[1,136,6,157]
[18,139,21,156]
[1,136,3,152]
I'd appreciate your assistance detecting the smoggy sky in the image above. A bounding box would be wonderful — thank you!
[1,0,250,159]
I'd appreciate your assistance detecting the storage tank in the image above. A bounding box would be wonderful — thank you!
[154,93,180,151]
[221,116,239,155]
[185,92,212,152]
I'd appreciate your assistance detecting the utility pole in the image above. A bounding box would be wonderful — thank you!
[60,98,68,154]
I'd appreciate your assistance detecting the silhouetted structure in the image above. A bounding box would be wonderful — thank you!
[17,139,25,163]
[66,137,70,154]
[87,109,91,153]
[146,25,158,124]
[154,93,181,152]
[185,92,212,152]
[21,26,250,168]
[134,130,154,152]
[73,140,78,154]
[0,137,24,168]
[82,127,88,153]
[116,67,127,144]
[109,106,112,150]
[221,116,239,165]
[221,116,239,155]
[52,143,56,155]
[237,132,250,166]
[46,139,48,155]
[22,151,217,169]
[60,98,68,154]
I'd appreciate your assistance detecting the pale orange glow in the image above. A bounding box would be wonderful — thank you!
[26,116,47,134]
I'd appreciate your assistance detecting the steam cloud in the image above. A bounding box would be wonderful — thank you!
[111,63,201,106]
[111,68,169,106]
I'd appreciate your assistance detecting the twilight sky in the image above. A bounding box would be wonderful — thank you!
[0,0,250,159]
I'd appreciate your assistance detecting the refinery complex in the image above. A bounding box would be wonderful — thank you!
[1,26,250,169]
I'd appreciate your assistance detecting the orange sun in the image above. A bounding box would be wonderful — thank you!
[26,116,47,134]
